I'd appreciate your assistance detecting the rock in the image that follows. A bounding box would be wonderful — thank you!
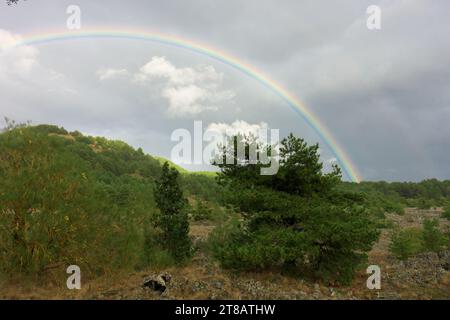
[329,288,335,297]
[191,280,208,292]
[142,273,172,294]
[212,280,224,290]
[439,251,450,270]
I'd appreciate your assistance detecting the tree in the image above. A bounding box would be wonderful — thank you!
[211,133,379,284]
[153,162,191,261]
[272,133,342,197]
[213,133,275,188]
[214,133,341,197]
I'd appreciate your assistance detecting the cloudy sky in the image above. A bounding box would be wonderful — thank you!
[0,0,449,181]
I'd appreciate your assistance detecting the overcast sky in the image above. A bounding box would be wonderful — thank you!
[1,0,449,181]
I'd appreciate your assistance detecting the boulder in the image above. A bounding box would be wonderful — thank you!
[142,273,172,294]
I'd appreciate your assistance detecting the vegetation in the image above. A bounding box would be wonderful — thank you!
[341,179,450,210]
[422,218,448,252]
[389,219,448,260]
[389,228,424,261]
[210,134,379,285]
[191,200,213,221]
[153,162,192,261]
[443,205,450,220]
[0,123,211,278]
[1,121,449,287]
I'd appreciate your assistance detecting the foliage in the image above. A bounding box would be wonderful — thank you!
[341,179,450,210]
[211,133,379,285]
[389,228,424,261]
[421,218,448,252]
[0,126,152,276]
[191,200,213,221]
[0,124,214,279]
[389,219,448,261]
[442,206,450,220]
[154,162,192,261]
[213,133,341,198]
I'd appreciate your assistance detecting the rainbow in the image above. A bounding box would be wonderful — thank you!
[7,27,361,182]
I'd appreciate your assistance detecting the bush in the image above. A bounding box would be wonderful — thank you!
[443,206,450,220]
[210,190,379,284]
[192,200,213,221]
[383,200,404,215]
[417,198,433,210]
[389,228,423,260]
[422,218,447,252]
[141,226,176,268]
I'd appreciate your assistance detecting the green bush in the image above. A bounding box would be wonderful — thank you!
[422,218,447,252]
[141,226,176,268]
[443,206,450,220]
[383,200,405,215]
[417,198,433,210]
[389,228,423,260]
[192,200,213,221]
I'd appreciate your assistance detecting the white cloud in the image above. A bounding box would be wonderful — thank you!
[0,29,39,77]
[207,120,268,137]
[136,56,222,86]
[162,84,212,115]
[0,29,74,97]
[96,68,129,81]
[101,56,234,117]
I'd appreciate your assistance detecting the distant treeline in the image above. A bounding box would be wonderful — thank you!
[341,179,450,212]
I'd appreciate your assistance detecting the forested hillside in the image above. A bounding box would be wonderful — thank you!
[0,124,220,278]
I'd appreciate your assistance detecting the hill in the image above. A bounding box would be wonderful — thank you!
[0,124,220,277]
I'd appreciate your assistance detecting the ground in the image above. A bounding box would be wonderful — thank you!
[1,208,449,300]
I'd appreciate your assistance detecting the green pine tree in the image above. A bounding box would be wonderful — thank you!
[154,162,192,261]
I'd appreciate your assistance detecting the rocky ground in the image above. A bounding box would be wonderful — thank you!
[1,208,449,300]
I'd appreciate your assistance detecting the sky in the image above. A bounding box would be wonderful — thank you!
[0,0,449,181]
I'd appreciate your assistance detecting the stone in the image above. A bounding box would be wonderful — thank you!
[142,272,172,294]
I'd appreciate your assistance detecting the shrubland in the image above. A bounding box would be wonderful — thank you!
[1,121,449,287]
[0,123,216,279]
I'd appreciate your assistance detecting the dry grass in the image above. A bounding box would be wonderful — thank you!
[1,210,449,300]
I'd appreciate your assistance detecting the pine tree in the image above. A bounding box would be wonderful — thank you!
[154,162,192,261]
[211,133,379,284]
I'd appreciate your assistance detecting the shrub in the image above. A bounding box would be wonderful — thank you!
[210,187,379,284]
[389,228,423,260]
[141,226,176,268]
[192,200,213,221]
[422,218,447,252]
[417,198,433,210]
[384,200,404,215]
[443,206,450,220]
